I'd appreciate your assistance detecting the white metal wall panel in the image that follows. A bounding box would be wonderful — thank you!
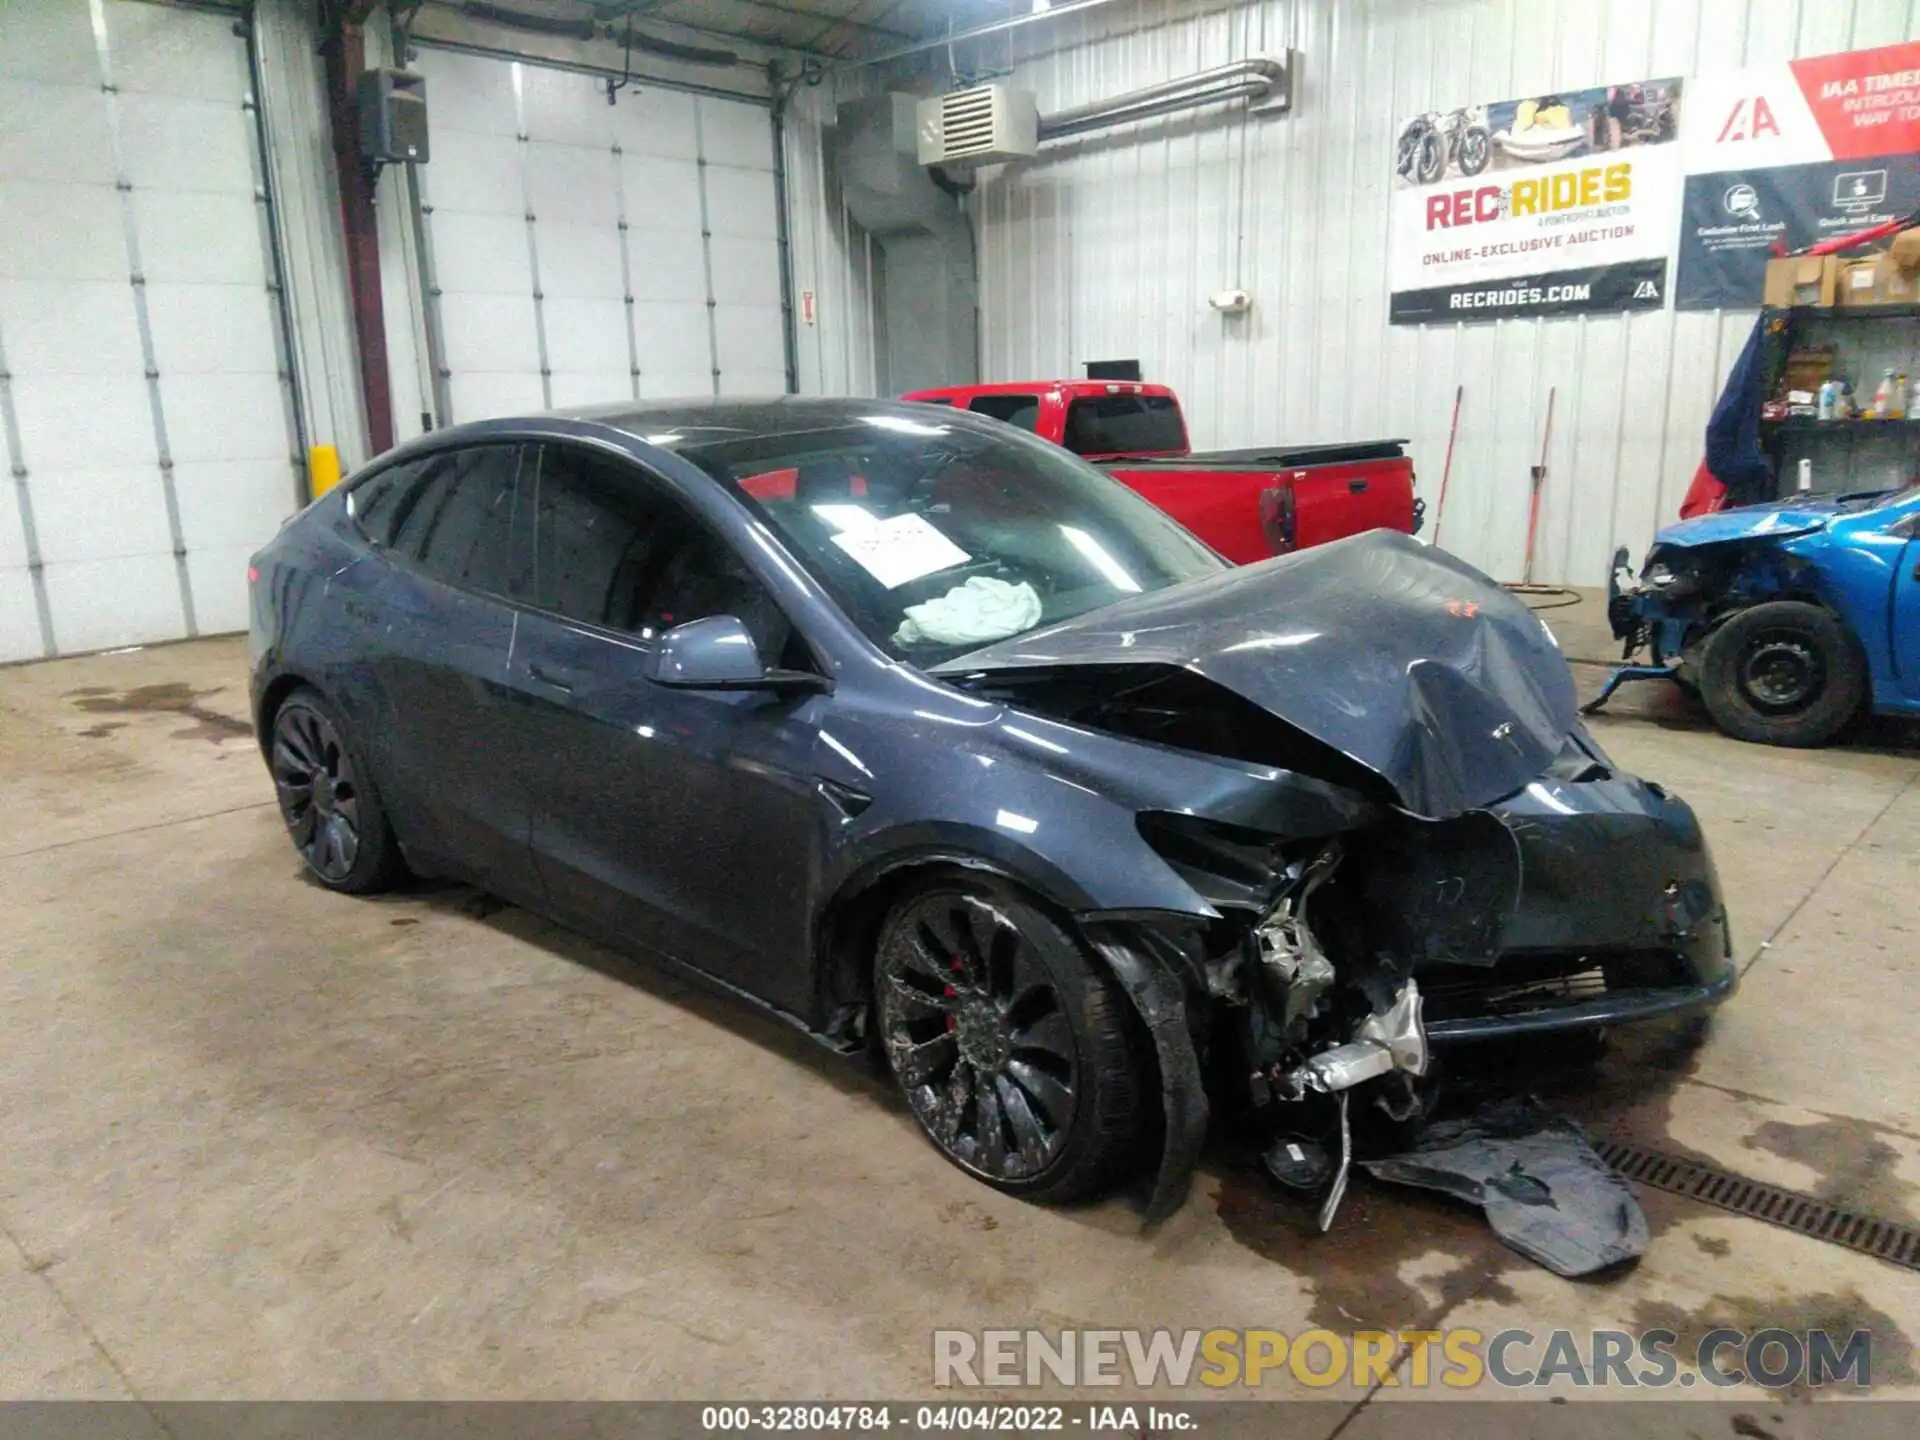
[783,74,880,398]
[0,0,300,659]
[254,0,368,468]
[408,47,785,419]
[961,0,1920,588]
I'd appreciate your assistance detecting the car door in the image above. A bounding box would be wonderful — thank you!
[349,443,536,897]
[1891,508,1920,702]
[502,441,834,1016]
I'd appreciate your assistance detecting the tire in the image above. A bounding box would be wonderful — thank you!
[1395,126,1425,182]
[1458,126,1491,175]
[266,686,406,893]
[1697,601,1867,748]
[873,876,1146,1203]
[1415,130,1446,184]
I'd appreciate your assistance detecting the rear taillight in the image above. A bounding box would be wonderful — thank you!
[247,566,259,583]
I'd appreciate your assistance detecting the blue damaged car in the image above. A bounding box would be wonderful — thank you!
[1598,482,1920,746]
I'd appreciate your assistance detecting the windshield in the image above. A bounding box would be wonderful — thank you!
[1838,479,1920,514]
[681,412,1224,665]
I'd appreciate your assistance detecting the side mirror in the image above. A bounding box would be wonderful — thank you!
[647,615,832,695]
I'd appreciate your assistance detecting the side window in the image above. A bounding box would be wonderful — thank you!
[968,394,1040,431]
[388,445,525,598]
[528,444,795,661]
[527,444,665,630]
[345,459,428,550]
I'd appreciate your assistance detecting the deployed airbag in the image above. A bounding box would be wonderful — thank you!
[895,577,1042,648]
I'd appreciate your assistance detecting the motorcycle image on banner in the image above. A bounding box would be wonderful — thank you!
[1388,78,1685,325]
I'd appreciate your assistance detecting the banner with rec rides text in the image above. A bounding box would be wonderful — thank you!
[1389,79,1685,324]
[1676,42,1920,310]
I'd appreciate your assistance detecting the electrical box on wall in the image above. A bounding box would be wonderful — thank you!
[916,85,1039,168]
[357,68,428,164]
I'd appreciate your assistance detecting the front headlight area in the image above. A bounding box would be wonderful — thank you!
[1134,810,1443,1226]
[1638,545,1705,599]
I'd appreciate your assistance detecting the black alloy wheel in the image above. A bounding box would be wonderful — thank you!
[874,881,1144,1201]
[269,689,403,892]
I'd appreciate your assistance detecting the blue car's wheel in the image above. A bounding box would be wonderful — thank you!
[1698,601,1866,748]
[874,879,1145,1202]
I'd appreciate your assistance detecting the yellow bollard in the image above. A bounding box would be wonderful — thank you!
[308,444,342,500]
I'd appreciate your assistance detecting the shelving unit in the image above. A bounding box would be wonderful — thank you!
[1761,304,1920,500]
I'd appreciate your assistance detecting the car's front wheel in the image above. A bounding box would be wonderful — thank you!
[1698,600,1866,748]
[873,877,1145,1203]
[268,686,405,893]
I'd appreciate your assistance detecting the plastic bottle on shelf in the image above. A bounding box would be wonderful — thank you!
[1818,380,1839,420]
[1895,374,1912,421]
[1871,369,1899,419]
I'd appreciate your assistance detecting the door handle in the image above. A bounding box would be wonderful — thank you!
[527,662,573,694]
[1348,478,1369,493]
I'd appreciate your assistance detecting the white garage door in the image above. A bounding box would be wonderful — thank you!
[410,46,787,421]
[0,0,301,663]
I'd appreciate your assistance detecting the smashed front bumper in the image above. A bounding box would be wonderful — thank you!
[1419,771,1736,1040]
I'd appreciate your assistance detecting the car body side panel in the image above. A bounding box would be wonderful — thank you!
[805,684,1381,930]
[1810,514,1915,707]
[503,606,834,1015]
[1895,536,1920,701]
[357,565,528,889]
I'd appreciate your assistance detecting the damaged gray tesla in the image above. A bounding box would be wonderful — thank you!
[250,398,1734,1267]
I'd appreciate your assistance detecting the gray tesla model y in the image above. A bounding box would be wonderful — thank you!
[250,397,1732,1218]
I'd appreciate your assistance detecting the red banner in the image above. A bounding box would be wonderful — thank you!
[1788,43,1920,159]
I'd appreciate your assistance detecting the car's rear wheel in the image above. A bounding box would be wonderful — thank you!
[269,687,404,893]
[873,877,1145,1203]
[1698,601,1866,748]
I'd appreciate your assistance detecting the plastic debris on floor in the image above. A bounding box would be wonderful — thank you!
[1356,1096,1648,1277]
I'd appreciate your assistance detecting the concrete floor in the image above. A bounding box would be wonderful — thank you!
[2,594,1918,1421]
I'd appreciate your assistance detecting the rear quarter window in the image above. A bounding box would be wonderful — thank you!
[967,394,1041,432]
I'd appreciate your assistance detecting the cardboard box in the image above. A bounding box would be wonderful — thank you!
[1764,254,1838,308]
[1890,226,1920,274]
[1838,251,1919,306]
[1781,345,1835,396]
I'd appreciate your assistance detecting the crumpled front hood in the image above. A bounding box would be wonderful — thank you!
[1653,501,1838,550]
[934,530,1578,818]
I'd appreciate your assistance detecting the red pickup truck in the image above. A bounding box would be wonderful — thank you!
[899,380,1420,563]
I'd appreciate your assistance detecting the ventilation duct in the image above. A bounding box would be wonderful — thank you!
[834,93,978,395]
[1039,54,1293,142]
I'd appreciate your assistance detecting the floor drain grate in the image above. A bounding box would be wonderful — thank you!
[1597,1139,1920,1272]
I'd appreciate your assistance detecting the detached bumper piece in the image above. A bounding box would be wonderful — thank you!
[1361,1097,1649,1277]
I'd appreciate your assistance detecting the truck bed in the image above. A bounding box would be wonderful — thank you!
[1099,441,1416,563]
